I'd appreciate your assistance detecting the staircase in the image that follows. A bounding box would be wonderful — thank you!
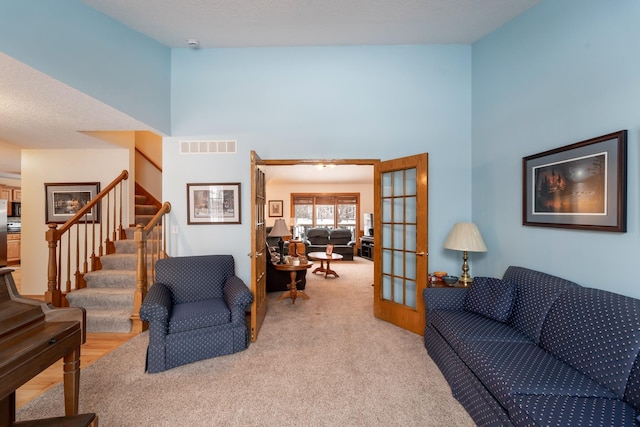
[65,192,160,333]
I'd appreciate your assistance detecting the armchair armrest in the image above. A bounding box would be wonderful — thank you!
[140,282,173,324]
[224,276,254,324]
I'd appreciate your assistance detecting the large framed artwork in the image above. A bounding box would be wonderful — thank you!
[522,130,627,232]
[187,183,241,224]
[45,182,101,224]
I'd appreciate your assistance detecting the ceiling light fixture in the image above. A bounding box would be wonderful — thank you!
[315,164,336,170]
[186,39,200,49]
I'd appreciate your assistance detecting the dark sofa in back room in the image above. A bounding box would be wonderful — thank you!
[423,266,640,426]
[303,228,355,260]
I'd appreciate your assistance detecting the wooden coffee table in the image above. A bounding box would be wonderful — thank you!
[307,252,343,278]
[273,262,313,304]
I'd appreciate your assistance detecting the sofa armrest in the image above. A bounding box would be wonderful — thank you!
[224,276,254,324]
[423,287,468,326]
[423,287,468,310]
[348,240,356,247]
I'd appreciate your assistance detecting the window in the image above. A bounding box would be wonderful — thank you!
[292,193,359,240]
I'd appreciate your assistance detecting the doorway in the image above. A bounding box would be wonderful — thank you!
[250,155,428,338]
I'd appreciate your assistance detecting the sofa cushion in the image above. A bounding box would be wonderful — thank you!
[168,298,231,334]
[463,277,515,322]
[502,266,579,343]
[329,228,352,245]
[431,310,531,351]
[461,340,618,409]
[508,394,639,427]
[306,228,330,245]
[624,355,640,413]
[540,287,640,399]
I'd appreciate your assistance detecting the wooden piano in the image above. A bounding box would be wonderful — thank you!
[0,268,93,427]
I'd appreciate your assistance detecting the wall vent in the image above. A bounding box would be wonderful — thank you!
[180,140,237,154]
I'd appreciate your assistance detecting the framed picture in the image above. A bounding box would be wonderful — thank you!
[45,182,101,224]
[187,183,241,224]
[268,200,283,217]
[522,130,627,232]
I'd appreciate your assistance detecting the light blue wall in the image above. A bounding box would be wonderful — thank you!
[0,0,171,134]
[166,45,472,281]
[472,0,640,298]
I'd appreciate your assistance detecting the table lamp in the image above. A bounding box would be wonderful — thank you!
[269,219,290,264]
[443,222,487,286]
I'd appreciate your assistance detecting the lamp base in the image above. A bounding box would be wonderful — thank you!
[277,239,285,264]
[458,250,473,287]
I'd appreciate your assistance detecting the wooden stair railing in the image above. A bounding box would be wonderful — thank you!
[130,201,171,333]
[45,170,129,307]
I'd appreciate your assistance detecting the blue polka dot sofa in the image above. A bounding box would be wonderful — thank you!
[139,255,253,373]
[424,266,640,426]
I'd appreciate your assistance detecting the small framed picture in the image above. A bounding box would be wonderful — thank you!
[268,200,283,217]
[187,183,241,224]
[45,182,101,224]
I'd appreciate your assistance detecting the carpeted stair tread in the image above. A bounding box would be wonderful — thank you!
[135,194,148,204]
[114,239,137,254]
[85,309,133,333]
[136,204,158,215]
[135,214,155,226]
[99,253,154,270]
[99,253,137,270]
[66,287,135,309]
[84,270,136,288]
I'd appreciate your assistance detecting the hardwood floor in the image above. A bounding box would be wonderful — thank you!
[8,267,138,410]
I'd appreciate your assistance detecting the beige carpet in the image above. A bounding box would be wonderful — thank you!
[17,257,474,426]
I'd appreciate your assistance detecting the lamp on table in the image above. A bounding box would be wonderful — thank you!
[443,222,487,286]
[269,219,290,265]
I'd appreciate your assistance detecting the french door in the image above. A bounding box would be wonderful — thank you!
[373,153,429,334]
[250,151,267,342]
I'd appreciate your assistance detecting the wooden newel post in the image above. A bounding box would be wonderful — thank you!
[130,224,148,332]
[45,223,62,306]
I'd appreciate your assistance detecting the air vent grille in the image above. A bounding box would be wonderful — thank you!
[180,140,237,154]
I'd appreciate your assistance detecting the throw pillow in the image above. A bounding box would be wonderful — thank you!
[463,277,515,322]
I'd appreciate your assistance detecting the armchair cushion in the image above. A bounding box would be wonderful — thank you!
[168,298,230,334]
[154,255,235,304]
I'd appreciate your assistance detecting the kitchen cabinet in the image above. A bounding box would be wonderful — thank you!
[7,233,20,264]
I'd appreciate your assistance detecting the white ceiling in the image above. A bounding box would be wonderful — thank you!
[267,164,374,185]
[0,0,541,178]
[80,0,540,48]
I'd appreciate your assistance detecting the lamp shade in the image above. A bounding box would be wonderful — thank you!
[269,219,290,237]
[443,222,487,252]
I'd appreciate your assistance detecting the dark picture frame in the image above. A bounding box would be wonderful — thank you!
[187,183,241,224]
[268,200,283,217]
[522,130,627,232]
[45,182,101,224]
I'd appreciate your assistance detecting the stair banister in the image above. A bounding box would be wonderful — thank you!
[131,201,171,332]
[45,170,129,306]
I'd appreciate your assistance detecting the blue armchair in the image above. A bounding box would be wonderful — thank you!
[140,255,253,373]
